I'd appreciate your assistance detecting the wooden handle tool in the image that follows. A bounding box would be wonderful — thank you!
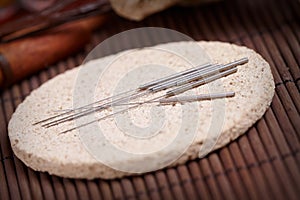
[0,15,106,88]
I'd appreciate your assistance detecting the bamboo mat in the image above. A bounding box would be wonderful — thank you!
[1,0,299,199]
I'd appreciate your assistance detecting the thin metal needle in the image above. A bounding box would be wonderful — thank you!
[35,57,248,130]
[59,91,235,134]
[33,88,137,125]
[111,91,235,106]
[43,90,150,127]
[39,63,219,126]
[150,57,248,92]
[159,91,235,103]
[34,63,214,125]
[59,95,166,134]
[166,67,238,96]
[138,62,212,89]
[148,64,221,92]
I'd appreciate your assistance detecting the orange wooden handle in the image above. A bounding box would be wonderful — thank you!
[0,15,107,88]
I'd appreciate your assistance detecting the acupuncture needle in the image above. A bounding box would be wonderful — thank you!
[44,62,239,127]
[150,57,248,92]
[59,91,236,134]
[44,63,225,127]
[59,94,166,134]
[47,66,237,127]
[40,63,219,126]
[33,88,138,125]
[58,67,238,133]
[167,67,238,96]
[110,91,235,106]
[43,90,151,127]
[37,57,248,130]
[138,62,212,89]
[34,62,214,125]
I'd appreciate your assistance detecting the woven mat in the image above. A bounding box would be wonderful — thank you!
[1,0,299,199]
